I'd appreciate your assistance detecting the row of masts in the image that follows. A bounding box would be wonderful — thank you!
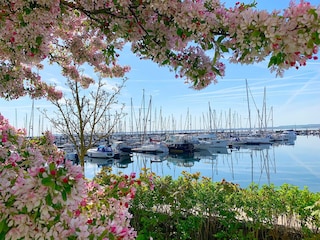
[114,83,273,135]
[18,81,274,137]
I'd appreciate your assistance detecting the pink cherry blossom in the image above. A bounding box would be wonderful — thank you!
[0,114,137,239]
[0,0,319,97]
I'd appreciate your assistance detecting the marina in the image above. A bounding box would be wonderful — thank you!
[83,134,320,193]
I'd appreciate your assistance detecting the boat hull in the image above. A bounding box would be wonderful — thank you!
[87,145,114,158]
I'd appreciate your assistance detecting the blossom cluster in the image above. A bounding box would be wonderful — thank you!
[0,0,319,98]
[0,114,138,239]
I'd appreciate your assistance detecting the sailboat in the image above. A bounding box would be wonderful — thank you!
[233,80,272,146]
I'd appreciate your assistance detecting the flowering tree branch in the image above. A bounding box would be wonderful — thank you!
[0,0,319,98]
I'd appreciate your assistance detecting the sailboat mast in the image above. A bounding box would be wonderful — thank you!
[29,100,34,138]
[208,102,212,132]
[245,79,252,132]
[263,87,267,132]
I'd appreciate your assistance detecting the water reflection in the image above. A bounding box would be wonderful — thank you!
[114,155,134,168]
[84,135,320,192]
[166,153,201,167]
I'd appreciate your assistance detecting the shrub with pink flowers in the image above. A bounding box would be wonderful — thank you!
[0,114,139,239]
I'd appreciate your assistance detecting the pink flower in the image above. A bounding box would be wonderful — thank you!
[62,177,68,183]
[130,172,136,179]
[1,134,7,143]
[80,199,87,207]
[75,209,81,216]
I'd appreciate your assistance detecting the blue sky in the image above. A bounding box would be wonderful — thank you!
[1,0,320,136]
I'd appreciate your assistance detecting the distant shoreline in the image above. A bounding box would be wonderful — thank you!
[276,124,320,130]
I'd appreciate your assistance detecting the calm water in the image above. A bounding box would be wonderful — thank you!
[84,135,320,192]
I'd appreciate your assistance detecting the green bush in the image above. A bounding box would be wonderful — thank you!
[95,169,320,240]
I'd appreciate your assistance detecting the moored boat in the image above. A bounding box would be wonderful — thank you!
[190,133,229,150]
[164,134,195,154]
[167,142,194,154]
[86,145,114,158]
[110,141,133,159]
[131,139,169,154]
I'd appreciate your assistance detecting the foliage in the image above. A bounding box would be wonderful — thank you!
[126,170,320,240]
[0,114,137,239]
[0,0,319,100]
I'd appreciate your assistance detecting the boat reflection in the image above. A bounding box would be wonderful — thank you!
[195,147,230,155]
[114,155,134,168]
[86,157,114,168]
[166,153,200,167]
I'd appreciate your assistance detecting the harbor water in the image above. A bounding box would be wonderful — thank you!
[84,135,320,192]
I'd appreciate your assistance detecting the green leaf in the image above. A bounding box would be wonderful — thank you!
[21,206,28,214]
[0,219,9,239]
[4,195,15,207]
[32,209,41,221]
[177,28,183,37]
[239,49,249,61]
[213,51,219,65]
[30,47,38,54]
[217,35,225,44]
[186,30,192,37]
[211,66,221,76]
[308,8,318,19]
[311,31,320,44]
[23,7,32,15]
[268,55,278,67]
[97,229,110,240]
[161,59,170,65]
[35,36,42,46]
[0,219,7,233]
[45,194,53,205]
[49,162,55,172]
[220,45,229,53]
[54,214,61,222]
[273,55,279,64]
[61,190,67,201]
[42,177,55,188]
[4,74,10,82]
[276,52,285,65]
[252,30,261,37]
[74,9,80,17]
[55,183,62,191]
[207,42,214,50]
[64,184,72,194]
[307,39,314,48]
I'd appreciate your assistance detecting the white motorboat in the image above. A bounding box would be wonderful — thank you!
[86,145,114,158]
[240,134,272,145]
[190,133,229,150]
[131,140,169,154]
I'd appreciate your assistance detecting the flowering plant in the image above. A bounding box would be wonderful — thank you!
[0,114,138,239]
[0,0,319,99]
